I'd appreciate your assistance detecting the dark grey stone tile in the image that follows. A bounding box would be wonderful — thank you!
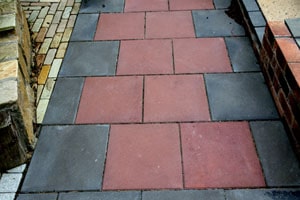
[296,38,300,48]
[43,78,84,124]
[17,193,58,200]
[248,11,266,27]
[242,0,260,11]
[21,125,109,192]
[70,14,99,41]
[80,0,124,13]
[205,73,278,120]
[143,190,225,200]
[213,0,231,9]
[59,41,119,77]
[59,191,141,200]
[255,27,265,44]
[226,189,300,200]
[286,18,300,37]
[192,10,245,37]
[225,37,260,72]
[250,121,300,187]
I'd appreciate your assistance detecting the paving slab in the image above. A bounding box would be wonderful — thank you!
[21,125,109,192]
[285,18,300,38]
[225,37,260,72]
[79,0,124,13]
[226,189,300,200]
[142,190,225,200]
[17,193,58,200]
[0,193,15,200]
[192,10,245,37]
[205,73,278,121]
[43,77,84,124]
[241,0,260,11]
[124,0,168,12]
[59,41,119,76]
[248,11,266,27]
[0,174,23,192]
[59,191,141,200]
[70,13,99,41]
[169,0,214,11]
[213,0,231,9]
[250,121,300,187]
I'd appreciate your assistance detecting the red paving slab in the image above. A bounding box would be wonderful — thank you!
[76,76,143,124]
[181,122,266,189]
[125,0,168,12]
[94,13,145,40]
[103,124,183,190]
[117,39,173,75]
[169,0,214,10]
[144,75,211,122]
[146,11,195,39]
[173,38,232,73]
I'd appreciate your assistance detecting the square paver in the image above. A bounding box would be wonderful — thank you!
[70,14,99,41]
[250,121,300,187]
[103,124,183,190]
[205,73,278,120]
[43,78,84,124]
[17,193,58,200]
[21,125,109,192]
[169,0,214,10]
[143,190,225,200]
[248,11,266,27]
[125,0,168,12]
[241,0,260,11]
[80,0,124,13]
[213,0,231,9]
[59,191,141,200]
[225,37,260,72]
[146,11,195,39]
[144,75,210,122]
[76,76,143,124]
[192,10,245,37]
[59,41,119,77]
[181,122,265,188]
[226,189,300,200]
[0,174,22,193]
[117,39,173,75]
[286,18,300,38]
[94,13,144,40]
[173,38,232,73]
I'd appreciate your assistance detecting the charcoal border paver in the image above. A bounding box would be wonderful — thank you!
[213,0,231,9]
[70,14,99,41]
[17,193,58,200]
[43,77,84,124]
[59,41,119,77]
[205,73,278,120]
[79,0,124,13]
[226,189,300,200]
[21,125,109,192]
[250,121,300,187]
[59,191,141,200]
[192,10,245,37]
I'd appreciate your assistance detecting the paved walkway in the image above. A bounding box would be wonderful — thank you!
[15,0,300,199]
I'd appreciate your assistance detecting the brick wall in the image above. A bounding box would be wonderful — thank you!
[260,21,300,156]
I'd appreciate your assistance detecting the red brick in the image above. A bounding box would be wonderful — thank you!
[181,122,265,188]
[173,38,232,73]
[169,0,214,10]
[144,75,210,122]
[103,124,183,190]
[117,39,173,75]
[276,38,300,63]
[76,76,143,124]
[94,13,145,40]
[268,21,291,37]
[146,11,195,39]
[125,0,168,12]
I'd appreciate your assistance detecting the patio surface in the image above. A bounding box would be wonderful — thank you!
[1,0,300,199]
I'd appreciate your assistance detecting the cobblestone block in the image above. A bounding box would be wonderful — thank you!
[62,6,72,19]
[56,42,67,58]
[42,15,53,27]
[46,23,57,37]
[62,27,72,41]
[71,2,80,14]
[66,14,76,27]
[50,32,62,48]
[48,3,58,14]
[52,10,62,23]
[35,27,48,42]
[44,49,57,64]
[58,0,67,11]
[57,19,67,32]
[31,18,43,32]
[39,38,52,54]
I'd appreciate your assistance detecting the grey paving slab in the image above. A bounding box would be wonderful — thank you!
[226,189,300,200]
[241,0,260,11]
[21,125,109,192]
[0,173,22,192]
[79,0,124,13]
[0,193,15,200]
[213,0,231,9]
[205,73,278,120]
[143,190,225,200]
[43,78,84,124]
[255,27,265,44]
[59,191,141,200]
[250,121,300,187]
[17,193,58,200]
[296,38,300,48]
[192,10,245,37]
[59,41,119,77]
[225,37,260,72]
[248,11,266,27]
[285,18,300,38]
[70,14,99,41]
